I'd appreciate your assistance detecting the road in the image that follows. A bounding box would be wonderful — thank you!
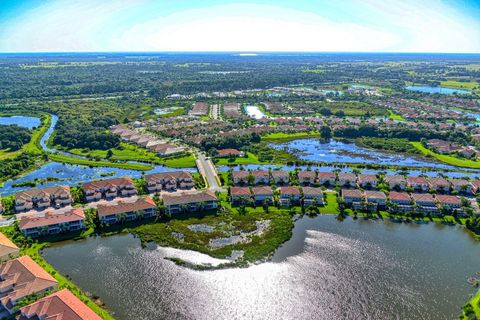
[210,104,220,120]
[195,152,225,192]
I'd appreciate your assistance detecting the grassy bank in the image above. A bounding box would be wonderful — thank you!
[214,152,267,166]
[461,289,480,319]
[261,131,319,142]
[411,142,480,169]
[48,153,153,171]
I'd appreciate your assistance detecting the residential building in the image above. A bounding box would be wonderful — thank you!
[407,177,429,192]
[298,171,317,185]
[450,179,476,195]
[251,186,274,203]
[0,233,19,262]
[163,191,218,214]
[302,187,324,206]
[0,256,58,316]
[388,191,413,212]
[317,172,336,186]
[342,189,363,205]
[145,171,194,193]
[251,170,270,185]
[97,197,156,224]
[15,186,72,212]
[411,193,439,214]
[230,187,251,204]
[270,171,289,185]
[364,190,387,208]
[383,175,407,190]
[217,148,245,158]
[338,173,356,188]
[435,194,462,209]
[278,187,301,206]
[427,178,450,193]
[17,289,101,320]
[357,174,377,189]
[83,177,136,202]
[19,208,86,238]
[232,171,249,185]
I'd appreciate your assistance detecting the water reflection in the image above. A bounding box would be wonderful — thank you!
[0,115,41,129]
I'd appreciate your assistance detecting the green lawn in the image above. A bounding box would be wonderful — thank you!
[318,192,340,214]
[214,152,267,166]
[261,131,319,142]
[440,80,480,93]
[411,142,480,169]
[161,154,196,168]
[387,109,405,121]
[48,153,153,171]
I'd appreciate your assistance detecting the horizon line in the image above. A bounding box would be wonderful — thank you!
[0,51,480,55]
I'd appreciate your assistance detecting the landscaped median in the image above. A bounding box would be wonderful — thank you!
[411,142,480,169]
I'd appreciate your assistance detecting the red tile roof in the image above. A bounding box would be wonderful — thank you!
[83,177,134,191]
[19,208,85,230]
[97,197,156,217]
[411,193,435,202]
[279,187,301,195]
[162,191,217,206]
[302,187,323,195]
[388,191,411,202]
[252,186,273,195]
[435,194,461,205]
[364,190,386,199]
[230,187,251,196]
[18,289,101,320]
[342,189,363,198]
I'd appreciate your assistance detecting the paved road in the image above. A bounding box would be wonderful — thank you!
[196,152,225,192]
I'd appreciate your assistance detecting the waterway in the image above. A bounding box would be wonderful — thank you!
[0,115,41,129]
[406,86,471,95]
[42,215,480,320]
[269,138,465,170]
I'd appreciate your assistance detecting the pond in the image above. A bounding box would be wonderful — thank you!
[269,138,463,169]
[0,115,40,129]
[406,86,471,95]
[244,105,268,119]
[42,215,480,320]
[0,162,197,196]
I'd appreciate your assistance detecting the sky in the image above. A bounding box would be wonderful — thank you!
[0,0,479,53]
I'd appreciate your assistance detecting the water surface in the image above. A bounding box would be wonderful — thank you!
[42,216,480,320]
[0,116,40,129]
[406,86,471,95]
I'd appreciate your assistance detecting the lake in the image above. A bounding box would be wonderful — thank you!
[0,115,41,129]
[244,105,268,119]
[406,86,471,95]
[42,215,480,320]
[269,138,463,169]
[0,162,197,196]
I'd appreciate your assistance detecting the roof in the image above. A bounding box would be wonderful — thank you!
[162,191,217,206]
[435,194,461,205]
[270,170,289,177]
[411,193,436,202]
[232,171,249,178]
[230,187,251,196]
[251,186,273,195]
[19,208,85,230]
[317,172,336,179]
[251,170,269,177]
[388,191,411,202]
[83,177,134,191]
[407,176,428,184]
[0,232,19,258]
[450,178,470,186]
[384,175,406,183]
[279,187,301,195]
[427,178,450,186]
[0,256,57,306]
[341,189,363,198]
[298,171,316,178]
[15,186,70,201]
[338,173,356,180]
[97,197,156,217]
[18,289,101,320]
[364,190,386,199]
[302,187,323,195]
[358,174,377,182]
[144,171,192,183]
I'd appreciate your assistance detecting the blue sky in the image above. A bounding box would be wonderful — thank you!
[0,0,479,53]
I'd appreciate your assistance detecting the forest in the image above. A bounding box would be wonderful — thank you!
[0,124,31,151]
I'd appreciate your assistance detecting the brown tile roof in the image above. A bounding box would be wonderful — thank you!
[15,186,71,201]
[435,194,461,205]
[230,187,251,196]
[342,189,363,198]
[19,208,85,230]
[251,170,269,178]
[338,173,356,180]
[302,187,323,195]
[83,177,134,191]
[388,191,411,202]
[317,172,336,179]
[162,191,217,206]
[411,193,436,202]
[298,171,316,179]
[0,233,19,259]
[364,190,386,199]
[270,171,289,178]
[358,174,377,182]
[279,187,301,195]
[384,175,406,183]
[407,176,428,184]
[0,256,57,306]
[144,171,192,184]
[251,186,273,195]
[427,178,450,187]
[217,148,242,156]
[18,289,101,320]
[232,171,249,179]
[97,197,156,217]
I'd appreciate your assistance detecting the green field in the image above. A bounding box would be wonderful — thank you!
[440,80,480,92]
[387,109,405,121]
[48,153,153,171]
[411,142,480,169]
[214,152,267,165]
[261,131,320,142]
[318,192,340,214]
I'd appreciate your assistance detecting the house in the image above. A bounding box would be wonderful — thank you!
[388,191,413,212]
[407,177,429,192]
[298,171,317,185]
[162,191,218,214]
[270,171,289,185]
[435,194,462,210]
[19,208,86,238]
[450,179,476,195]
[217,148,245,158]
[357,174,377,189]
[302,187,324,206]
[317,172,336,186]
[364,190,387,208]
[252,170,270,185]
[470,180,480,194]
[411,193,439,214]
[15,186,72,212]
[230,187,251,204]
[97,197,157,224]
[342,189,363,206]
[17,289,101,320]
[383,175,406,190]
[338,173,357,188]
[0,233,19,262]
[278,187,301,206]
[83,177,136,202]
[427,178,450,193]
[145,171,194,193]
[251,186,274,203]
[0,256,58,316]
[232,171,250,185]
